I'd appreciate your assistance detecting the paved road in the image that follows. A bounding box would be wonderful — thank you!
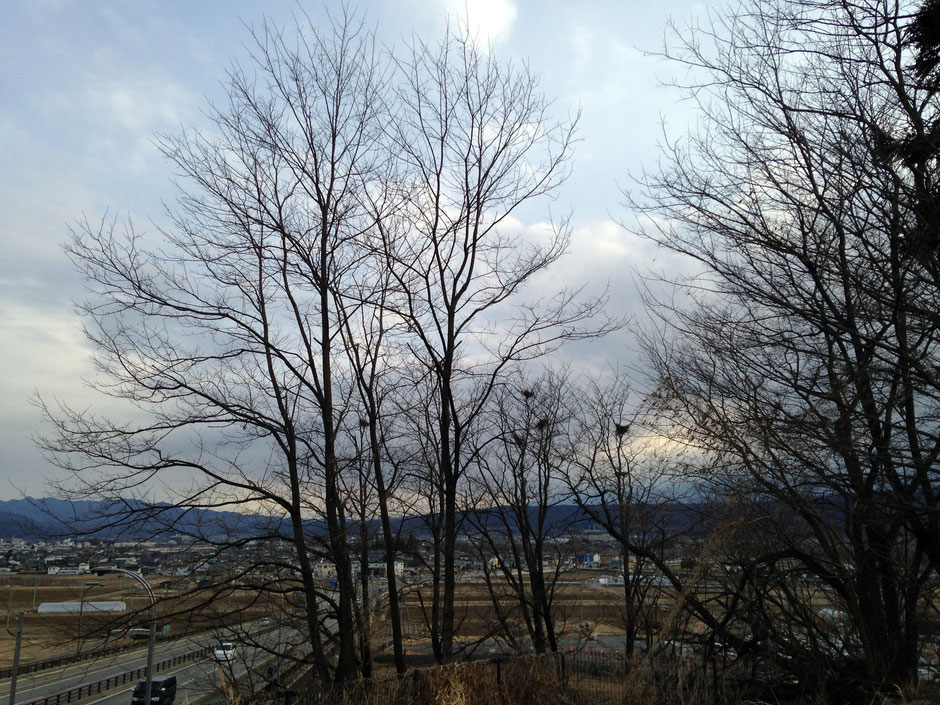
[1,624,307,705]
[0,637,210,705]
[79,645,263,705]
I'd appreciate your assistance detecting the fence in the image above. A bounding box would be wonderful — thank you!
[0,619,274,680]
[275,652,667,705]
[1,638,135,680]
[272,650,810,705]
[284,653,567,705]
[0,627,204,680]
[19,646,211,705]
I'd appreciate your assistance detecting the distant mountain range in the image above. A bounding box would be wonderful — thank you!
[0,497,295,542]
[0,496,705,543]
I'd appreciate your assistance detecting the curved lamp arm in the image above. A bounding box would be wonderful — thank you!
[92,567,156,705]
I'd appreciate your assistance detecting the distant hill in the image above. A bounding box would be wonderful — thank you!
[0,506,53,540]
[0,497,294,542]
[0,496,708,543]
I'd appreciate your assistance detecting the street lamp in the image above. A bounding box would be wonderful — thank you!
[92,567,155,705]
[76,581,104,657]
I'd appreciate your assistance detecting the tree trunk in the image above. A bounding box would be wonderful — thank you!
[370,417,407,673]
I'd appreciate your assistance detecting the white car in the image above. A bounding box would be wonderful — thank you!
[213,642,237,661]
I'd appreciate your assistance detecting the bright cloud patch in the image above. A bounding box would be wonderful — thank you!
[443,0,518,46]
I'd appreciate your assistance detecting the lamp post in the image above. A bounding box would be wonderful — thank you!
[92,567,155,705]
[76,581,104,657]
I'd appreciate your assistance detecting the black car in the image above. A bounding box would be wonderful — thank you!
[131,675,177,705]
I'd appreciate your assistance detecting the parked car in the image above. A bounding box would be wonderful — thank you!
[214,642,237,661]
[131,675,176,705]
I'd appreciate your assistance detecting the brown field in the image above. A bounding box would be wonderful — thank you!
[2,570,847,668]
[382,571,637,650]
[378,570,847,657]
[0,574,270,664]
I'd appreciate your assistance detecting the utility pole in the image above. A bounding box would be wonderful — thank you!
[9,611,24,705]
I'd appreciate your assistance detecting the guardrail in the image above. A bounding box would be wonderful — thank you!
[19,647,212,705]
[0,629,204,680]
[0,619,273,680]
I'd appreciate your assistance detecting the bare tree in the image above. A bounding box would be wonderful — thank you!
[36,5,619,680]
[333,197,416,674]
[37,11,390,682]
[564,379,684,657]
[383,25,612,662]
[396,380,452,661]
[467,373,572,654]
[631,0,940,694]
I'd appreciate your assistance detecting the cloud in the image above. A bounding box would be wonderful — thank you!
[482,215,703,380]
[442,0,518,46]
[0,302,95,497]
[0,303,91,398]
[34,70,197,174]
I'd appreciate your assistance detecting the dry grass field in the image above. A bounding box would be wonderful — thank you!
[377,570,851,661]
[0,574,269,664]
[2,569,854,672]
[4,572,624,668]
[382,571,637,651]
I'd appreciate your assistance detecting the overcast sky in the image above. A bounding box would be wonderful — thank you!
[0,0,704,500]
